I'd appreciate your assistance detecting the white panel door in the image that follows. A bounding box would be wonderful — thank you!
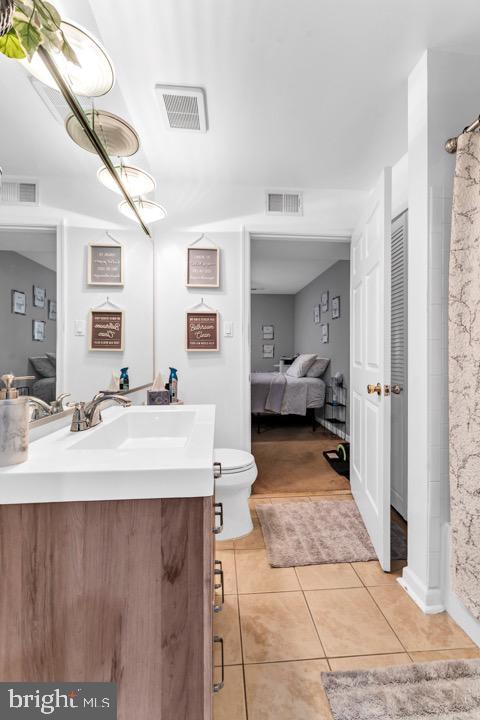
[350,169,392,571]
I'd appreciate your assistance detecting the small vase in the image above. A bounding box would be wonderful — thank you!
[0,0,14,37]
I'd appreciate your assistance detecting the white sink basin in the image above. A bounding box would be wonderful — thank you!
[70,409,197,451]
[0,405,216,505]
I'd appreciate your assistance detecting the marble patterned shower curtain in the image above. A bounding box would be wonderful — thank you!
[449,131,480,619]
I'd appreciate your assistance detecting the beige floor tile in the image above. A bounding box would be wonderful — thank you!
[309,494,353,502]
[328,653,412,671]
[409,647,480,663]
[214,665,246,720]
[369,585,476,652]
[214,595,242,666]
[235,549,300,594]
[234,513,265,550]
[296,563,362,591]
[305,587,403,657]
[245,659,332,720]
[216,550,237,595]
[239,591,324,663]
[352,560,406,587]
[216,538,234,550]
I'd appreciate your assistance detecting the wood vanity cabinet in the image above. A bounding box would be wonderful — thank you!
[0,495,217,720]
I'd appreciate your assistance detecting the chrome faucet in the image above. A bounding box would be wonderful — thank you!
[28,396,54,420]
[70,393,132,432]
[50,392,71,413]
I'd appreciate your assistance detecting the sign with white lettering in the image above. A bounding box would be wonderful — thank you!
[186,311,219,351]
[89,310,124,351]
[88,244,124,286]
[186,247,219,287]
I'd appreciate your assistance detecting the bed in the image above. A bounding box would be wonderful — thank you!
[251,371,327,431]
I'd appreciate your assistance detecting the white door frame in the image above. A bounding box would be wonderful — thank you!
[240,227,351,451]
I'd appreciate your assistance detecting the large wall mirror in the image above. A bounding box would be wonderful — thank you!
[0,226,60,420]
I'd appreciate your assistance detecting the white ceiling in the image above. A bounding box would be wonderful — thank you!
[1,0,480,229]
[251,235,350,294]
[0,228,57,271]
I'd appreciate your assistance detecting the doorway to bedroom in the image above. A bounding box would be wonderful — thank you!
[248,233,351,497]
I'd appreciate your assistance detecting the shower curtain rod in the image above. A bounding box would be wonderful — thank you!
[445,116,480,153]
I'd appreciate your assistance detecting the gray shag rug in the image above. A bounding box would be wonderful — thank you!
[256,499,407,567]
[321,659,480,719]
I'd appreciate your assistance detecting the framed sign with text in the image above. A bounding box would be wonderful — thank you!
[89,310,124,351]
[186,311,219,351]
[88,244,124,286]
[186,246,220,288]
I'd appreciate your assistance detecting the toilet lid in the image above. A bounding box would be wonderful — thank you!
[214,448,256,473]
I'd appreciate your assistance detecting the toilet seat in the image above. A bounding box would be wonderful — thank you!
[214,448,255,474]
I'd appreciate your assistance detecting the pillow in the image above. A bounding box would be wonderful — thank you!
[286,353,317,378]
[306,357,330,378]
[46,352,56,369]
[30,356,55,378]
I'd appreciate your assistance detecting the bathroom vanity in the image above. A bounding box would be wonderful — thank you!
[0,405,219,720]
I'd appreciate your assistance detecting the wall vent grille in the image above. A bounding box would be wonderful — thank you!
[266,191,303,216]
[1,178,39,205]
[155,84,208,132]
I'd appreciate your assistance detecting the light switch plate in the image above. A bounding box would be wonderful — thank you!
[224,321,233,337]
[74,320,86,336]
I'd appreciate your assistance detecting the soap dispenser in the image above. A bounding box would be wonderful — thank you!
[0,374,32,467]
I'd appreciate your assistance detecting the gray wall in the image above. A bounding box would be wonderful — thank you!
[294,258,350,391]
[0,251,56,378]
[251,294,295,371]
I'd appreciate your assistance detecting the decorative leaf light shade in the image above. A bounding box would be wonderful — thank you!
[98,165,156,196]
[22,21,115,97]
[119,198,167,224]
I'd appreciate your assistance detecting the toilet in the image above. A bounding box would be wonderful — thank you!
[214,448,258,540]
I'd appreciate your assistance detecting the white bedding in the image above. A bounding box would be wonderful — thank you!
[280,375,326,416]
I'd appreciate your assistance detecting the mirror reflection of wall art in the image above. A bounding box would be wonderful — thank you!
[321,291,329,314]
[33,285,46,308]
[186,311,219,351]
[321,323,329,344]
[186,246,220,288]
[332,296,340,319]
[313,305,320,324]
[11,289,26,315]
[263,344,274,359]
[262,324,274,340]
[48,300,57,321]
[32,319,46,342]
[88,244,124,286]
[89,310,124,352]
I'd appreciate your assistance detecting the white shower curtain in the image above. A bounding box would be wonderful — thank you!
[449,131,480,619]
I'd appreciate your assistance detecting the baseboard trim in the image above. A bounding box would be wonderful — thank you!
[442,524,480,646]
[398,566,445,614]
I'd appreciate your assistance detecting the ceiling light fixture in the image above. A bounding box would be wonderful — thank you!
[22,20,115,97]
[66,110,140,156]
[97,164,156,196]
[119,198,167,224]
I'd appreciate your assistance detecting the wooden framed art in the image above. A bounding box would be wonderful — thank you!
[33,285,46,308]
[89,309,124,351]
[88,244,124,286]
[186,245,220,288]
[332,296,340,319]
[11,289,26,315]
[186,311,219,351]
[32,319,46,341]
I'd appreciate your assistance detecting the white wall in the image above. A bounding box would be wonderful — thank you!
[404,50,480,639]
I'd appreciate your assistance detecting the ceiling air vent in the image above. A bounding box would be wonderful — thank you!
[30,77,91,124]
[0,177,39,206]
[155,84,208,132]
[266,191,303,216]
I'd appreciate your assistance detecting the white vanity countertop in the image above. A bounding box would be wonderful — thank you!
[0,404,216,505]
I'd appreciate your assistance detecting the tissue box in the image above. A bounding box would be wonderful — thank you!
[147,390,170,406]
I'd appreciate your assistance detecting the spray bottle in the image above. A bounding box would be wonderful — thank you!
[168,367,178,403]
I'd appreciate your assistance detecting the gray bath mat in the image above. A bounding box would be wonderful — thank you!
[256,499,407,567]
[321,659,480,719]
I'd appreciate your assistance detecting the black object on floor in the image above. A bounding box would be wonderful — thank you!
[323,448,350,480]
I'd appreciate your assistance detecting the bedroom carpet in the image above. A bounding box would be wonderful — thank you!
[321,659,480,720]
[252,437,350,495]
[256,499,407,567]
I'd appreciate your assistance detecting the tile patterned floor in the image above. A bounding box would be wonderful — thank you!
[214,494,480,720]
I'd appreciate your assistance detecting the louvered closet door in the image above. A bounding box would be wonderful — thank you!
[391,211,408,520]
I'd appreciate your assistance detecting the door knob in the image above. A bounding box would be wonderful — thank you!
[367,383,382,396]
[391,384,402,395]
